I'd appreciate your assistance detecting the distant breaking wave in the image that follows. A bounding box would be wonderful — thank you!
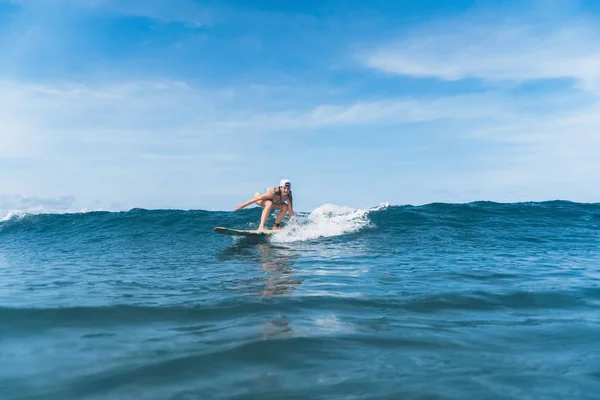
[1,201,598,243]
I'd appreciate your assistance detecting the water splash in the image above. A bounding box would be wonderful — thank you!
[270,202,389,243]
[0,211,27,223]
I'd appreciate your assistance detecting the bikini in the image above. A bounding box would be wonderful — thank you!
[259,188,286,205]
[258,187,290,229]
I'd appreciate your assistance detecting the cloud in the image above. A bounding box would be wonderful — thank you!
[362,2,600,92]
[2,76,597,165]
[197,87,586,135]
[0,79,230,150]
[0,78,525,148]
[209,98,470,130]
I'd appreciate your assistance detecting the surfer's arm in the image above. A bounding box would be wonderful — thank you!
[287,198,295,217]
[234,192,273,210]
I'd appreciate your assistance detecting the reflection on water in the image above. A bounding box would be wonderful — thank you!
[217,240,302,341]
[217,239,302,297]
[256,243,302,297]
[255,243,299,340]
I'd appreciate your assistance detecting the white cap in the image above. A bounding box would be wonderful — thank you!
[279,179,291,188]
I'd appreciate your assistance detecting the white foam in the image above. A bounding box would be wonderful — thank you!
[0,211,27,223]
[0,194,78,221]
[270,202,388,243]
[0,207,108,223]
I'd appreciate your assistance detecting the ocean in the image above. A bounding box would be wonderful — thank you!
[1,201,599,399]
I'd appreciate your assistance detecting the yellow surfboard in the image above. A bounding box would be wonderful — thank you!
[214,227,275,236]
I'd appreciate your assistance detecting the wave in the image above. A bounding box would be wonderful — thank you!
[0,210,27,223]
[269,202,389,243]
[2,285,593,329]
[1,200,598,242]
[0,202,389,240]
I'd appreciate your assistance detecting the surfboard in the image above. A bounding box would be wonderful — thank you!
[214,227,275,236]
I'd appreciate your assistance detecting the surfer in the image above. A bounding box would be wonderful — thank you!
[234,179,295,231]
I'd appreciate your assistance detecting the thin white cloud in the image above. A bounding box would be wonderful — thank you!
[205,94,509,131]
[3,79,494,167]
[0,79,524,147]
[0,79,231,151]
[362,2,600,92]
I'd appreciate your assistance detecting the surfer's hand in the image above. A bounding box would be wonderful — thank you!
[234,204,244,211]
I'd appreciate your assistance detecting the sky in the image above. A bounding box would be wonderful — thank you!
[1,0,600,214]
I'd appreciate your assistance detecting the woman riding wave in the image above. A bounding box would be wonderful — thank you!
[234,179,295,231]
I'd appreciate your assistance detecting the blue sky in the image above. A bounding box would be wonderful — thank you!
[1,0,600,214]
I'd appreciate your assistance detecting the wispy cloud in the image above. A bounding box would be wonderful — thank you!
[205,91,578,131]
[1,79,230,135]
[362,2,600,92]
[2,75,599,205]
[4,79,523,144]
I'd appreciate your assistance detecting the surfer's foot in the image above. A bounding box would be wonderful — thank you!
[272,223,282,230]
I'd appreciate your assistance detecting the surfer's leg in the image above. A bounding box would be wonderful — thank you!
[273,204,288,229]
[258,201,273,231]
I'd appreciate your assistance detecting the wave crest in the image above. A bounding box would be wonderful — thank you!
[270,202,388,243]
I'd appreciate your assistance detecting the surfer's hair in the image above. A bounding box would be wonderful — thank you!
[275,187,292,203]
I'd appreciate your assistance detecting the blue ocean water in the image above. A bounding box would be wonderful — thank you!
[1,201,599,399]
